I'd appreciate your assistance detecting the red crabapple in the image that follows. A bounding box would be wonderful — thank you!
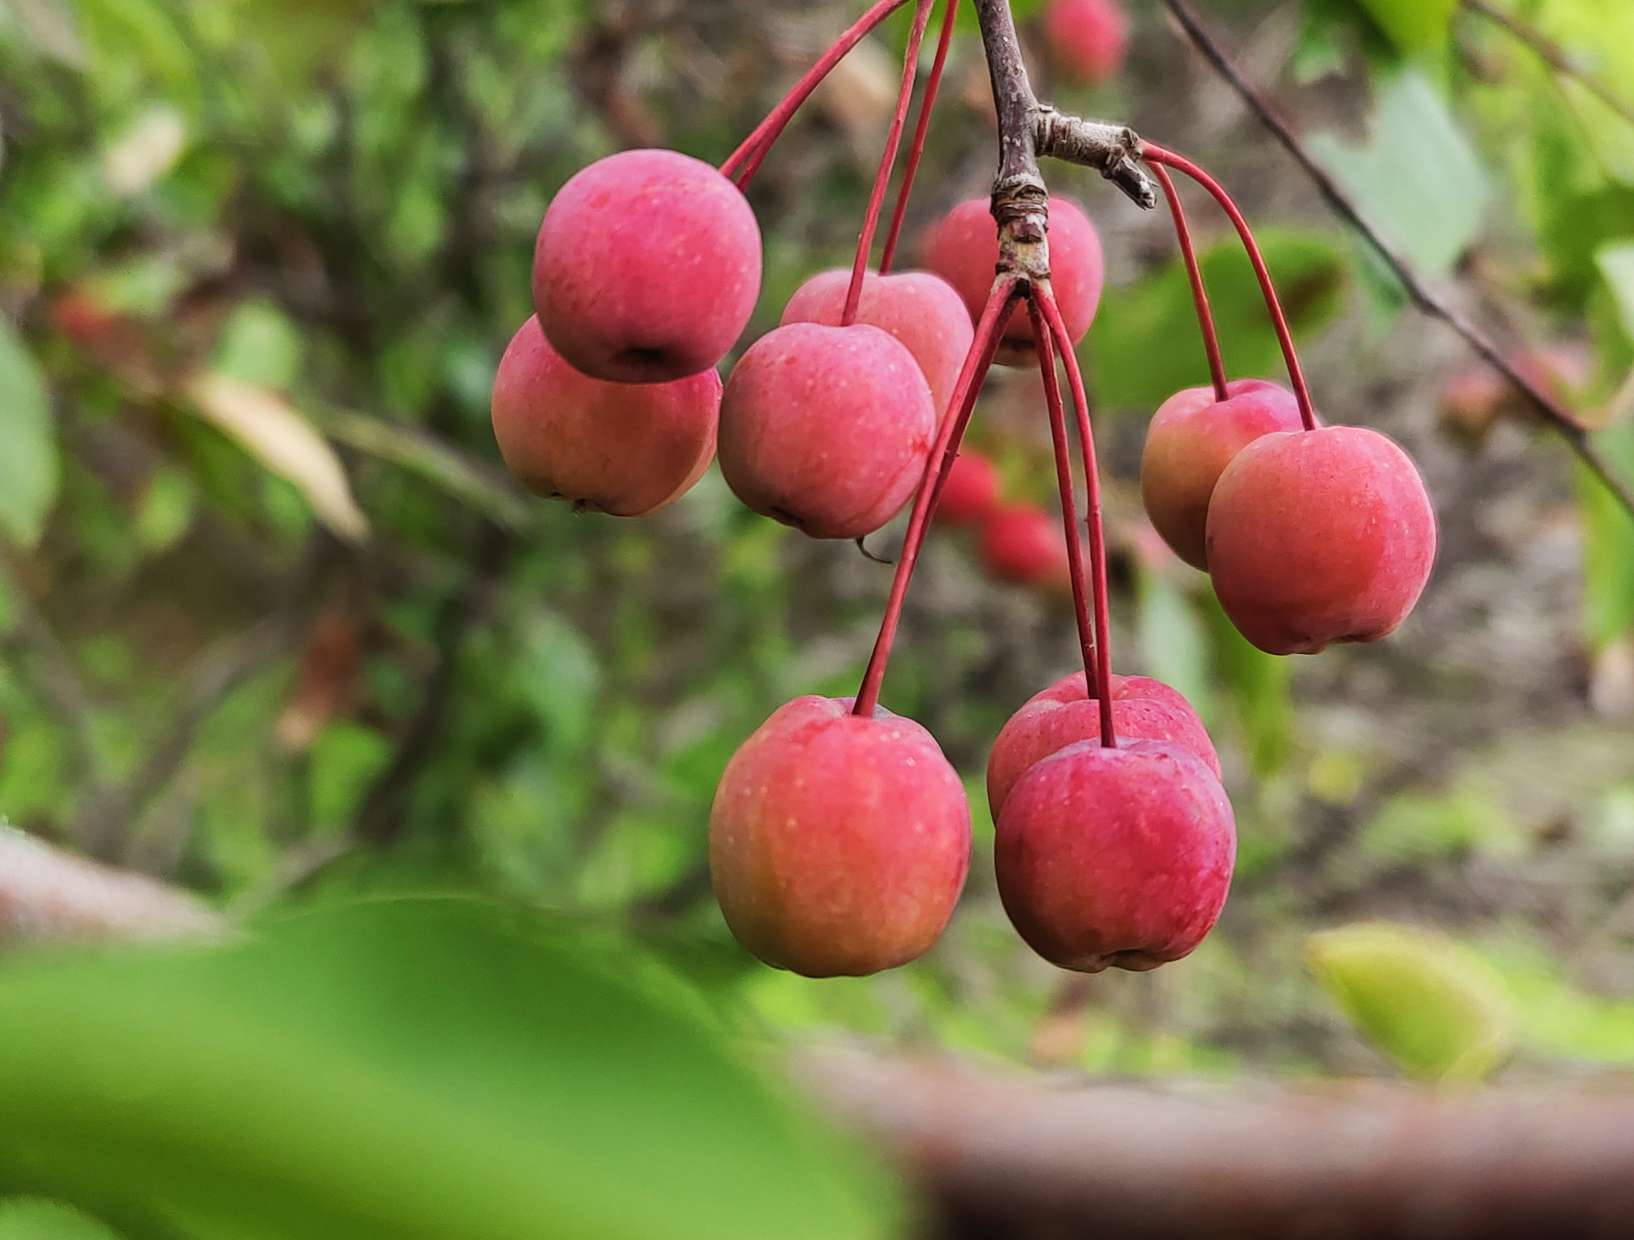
[491,317,717,516]
[1044,0,1129,85]
[1206,426,1437,655]
[936,451,1002,526]
[996,739,1235,973]
[709,695,971,977]
[533,149,762,382]
[924,197,1104,365]
[718,322,936,539]
[781,269,975,417]
[980,504,1071,589]
[986,670,1220,816]
[1140,379,1304,569]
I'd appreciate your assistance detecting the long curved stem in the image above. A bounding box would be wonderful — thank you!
[853,278,1020,718]
[1150,162,1228,402]
[1141,142,1316,430]
[720,0,915,188]
[1037,287,1115,748]
[1028,296,1098,697]
[879,0,958,273]
[843,0,935,325]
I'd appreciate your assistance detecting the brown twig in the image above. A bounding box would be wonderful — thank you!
[1463,0,1634,130]
[1161,0,1634,520]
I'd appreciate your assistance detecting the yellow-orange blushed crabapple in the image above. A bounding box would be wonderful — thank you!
[1140,379,1304,569]
[709,696,971,977]
[491,317,717,516]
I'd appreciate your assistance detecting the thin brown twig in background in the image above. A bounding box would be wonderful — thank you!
[1463,0,1634,130]
[1161,0,1634,521]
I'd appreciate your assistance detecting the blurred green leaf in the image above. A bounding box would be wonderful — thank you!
[1089,229,1346,410]
[1309,70,1489,275]
[1577,422,1634,647]
[1135,569,1212,721]
[0,320,59,548]
[1359,785,1524,864]
[0,899,894,1240]
[0,1200,120,1240]
[1306,921,1515,1082]
[213,301,305,391]
[1597,241,1634,344]
[1351,0,1457,55]
[1202,588,1291,775]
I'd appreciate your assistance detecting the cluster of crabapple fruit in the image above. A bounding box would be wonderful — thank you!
[493,0,1436,979]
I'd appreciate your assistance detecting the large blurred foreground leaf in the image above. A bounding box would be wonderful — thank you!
[0,899,893,1240]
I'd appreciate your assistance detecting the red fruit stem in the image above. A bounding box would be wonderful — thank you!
[1151,162,1228,403]
[842,0,936,325]
[721,0,915,188]
[1027,297,1099,698]
[1141,143,1317,431]
[853,278,1020,718]
[878,0,958,273]
[1037,286,1116,748]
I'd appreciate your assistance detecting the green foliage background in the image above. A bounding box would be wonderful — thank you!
[2,0,1634,1234]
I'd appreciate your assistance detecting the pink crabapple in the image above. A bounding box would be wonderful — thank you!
[781,269,975,418]
[1205,425,1437,655]
[718,321,937,539]
[923,196,1104,365]
[996,738,1235,973]
[532,149,762,383]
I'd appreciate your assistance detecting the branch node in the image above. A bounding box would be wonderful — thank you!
[1034,107,1157,209]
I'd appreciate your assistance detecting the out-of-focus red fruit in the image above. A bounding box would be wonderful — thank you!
[1043,0,1129,85]
[491,316,718,516]
[1140,379,1304,569]
[532,149,762,382]
[709,695,971,977]
[718,322,936,539]
[996,738,1235,973]
[1206,426,1437,655]
[980,504,1071,589]
[986,671,1220,816]
[781,269,975,417]
[923,196,1104,365]
[936,452,1002,526]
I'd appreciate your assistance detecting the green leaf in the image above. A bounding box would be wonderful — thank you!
[1577,422,1634,648]
[0,899,894,1240]
[212,301,305,391]
[1088,229,1346,410]
[1135,569,1212,721]
[0,1200,120,1240]
[1597,241,1634,345]
[1352,0,1457,55]
[1202,588,1291,776]
[1308,70,1489,276]
[0,320,59,548]
[1306,922,1515,1082]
